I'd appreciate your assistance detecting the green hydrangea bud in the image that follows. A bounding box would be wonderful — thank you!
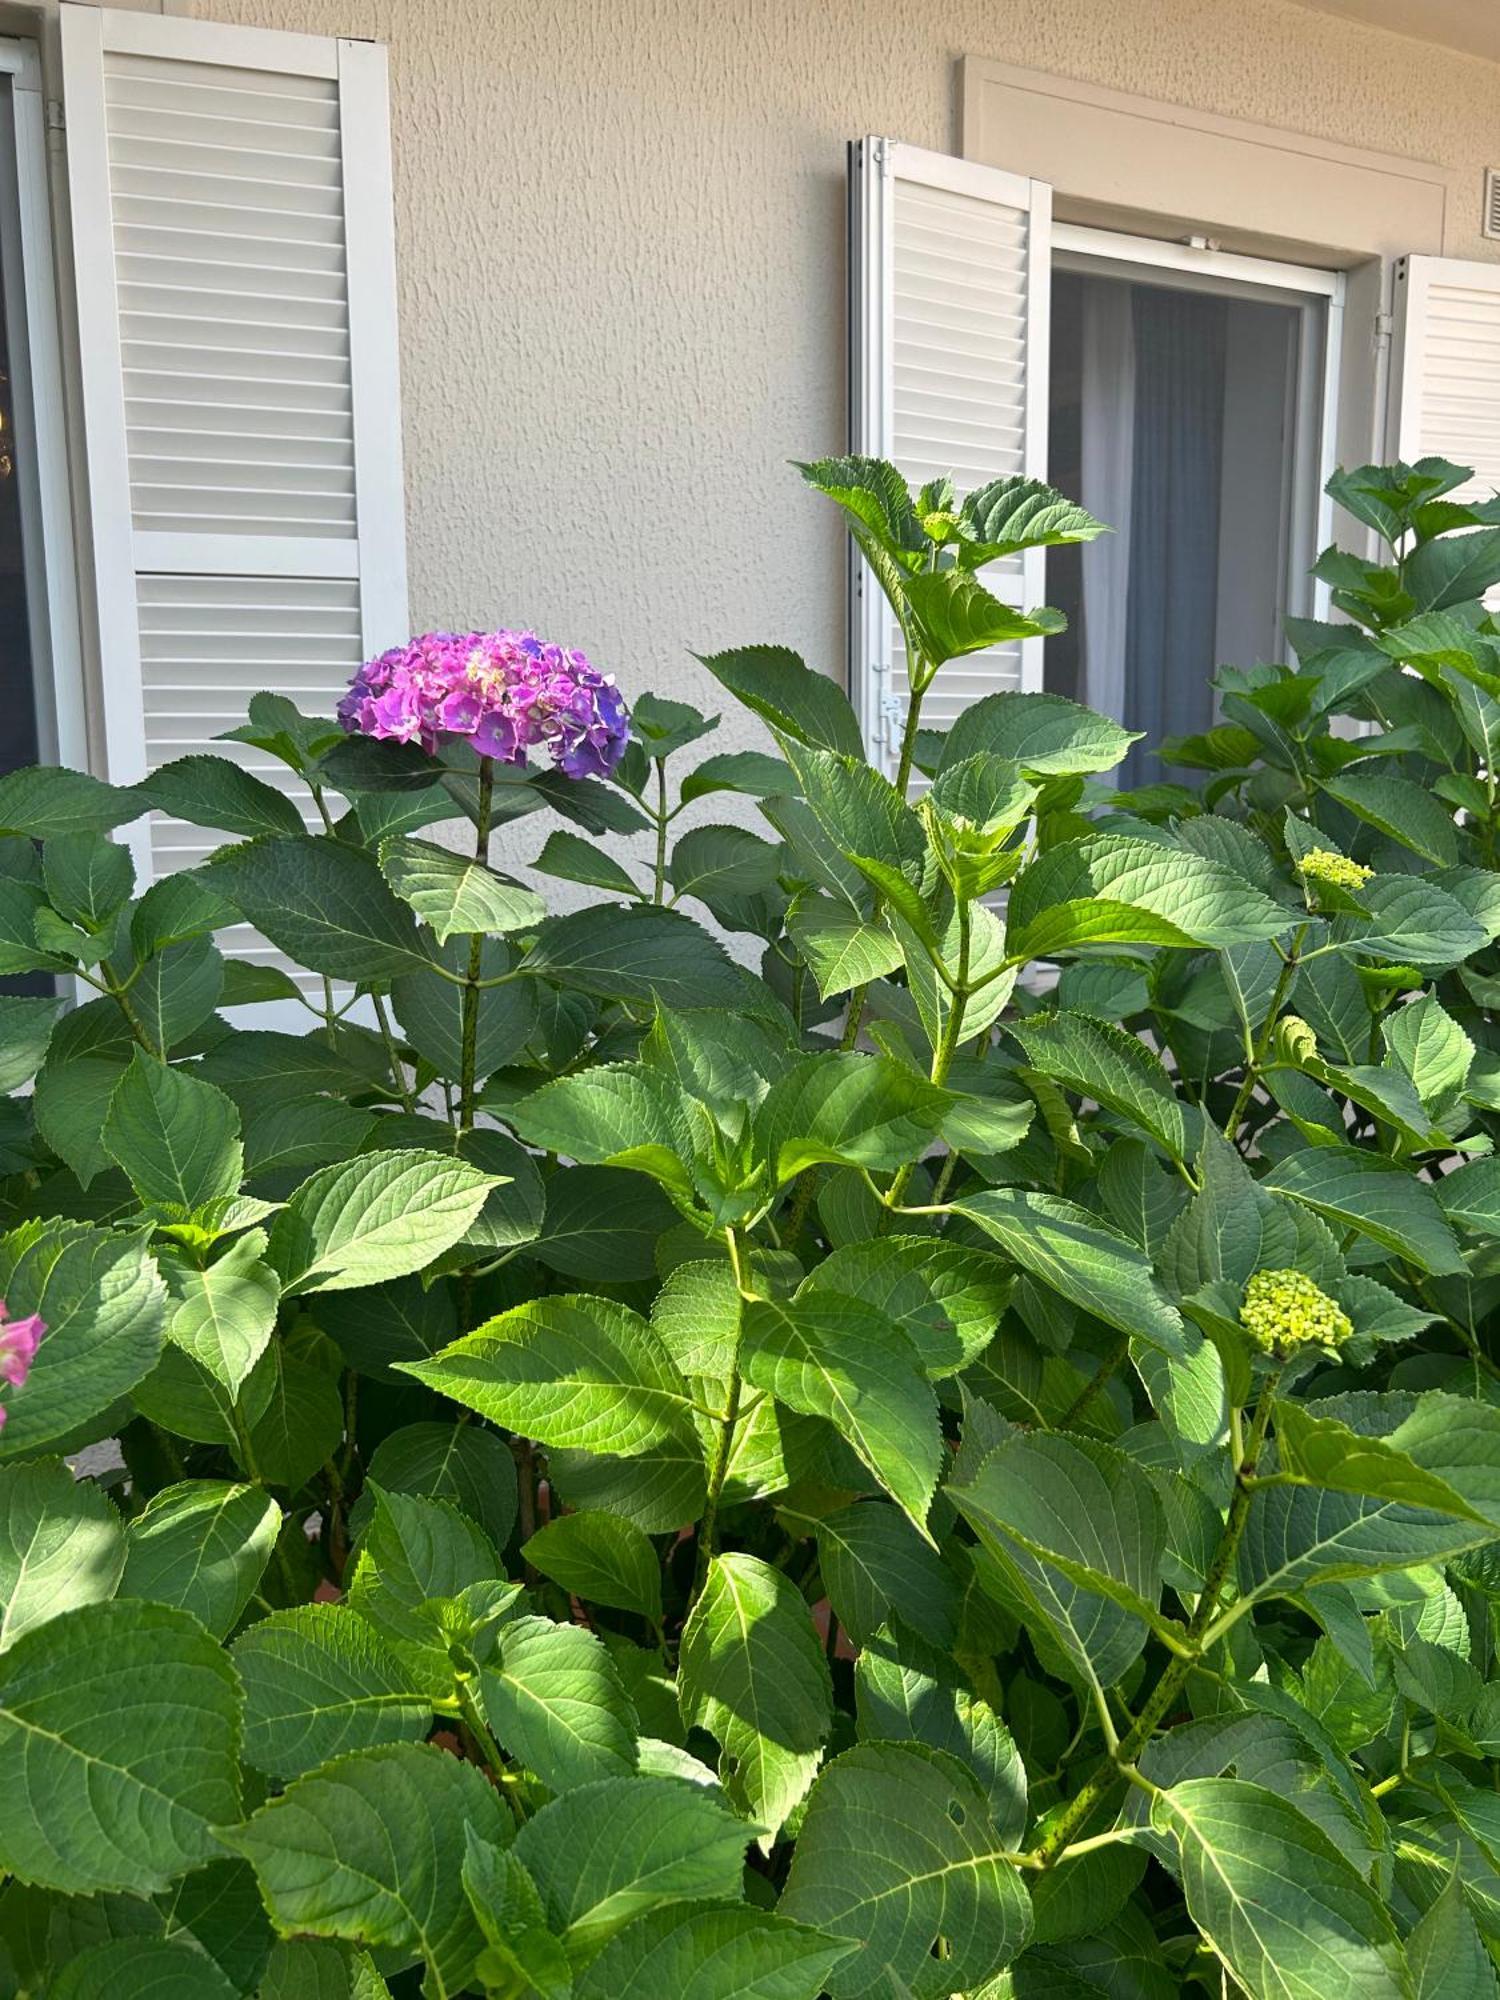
[1297,846,1372,892]
[1239,1268,1353,1358]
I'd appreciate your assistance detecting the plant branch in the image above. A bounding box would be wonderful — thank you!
[457,754,496,1135]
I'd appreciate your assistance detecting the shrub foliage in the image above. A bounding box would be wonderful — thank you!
[3,455,1500,1995]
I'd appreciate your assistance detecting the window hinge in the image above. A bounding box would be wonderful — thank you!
[45,100,64,133]
[880,690,905,750]
[1374,309,1394,349]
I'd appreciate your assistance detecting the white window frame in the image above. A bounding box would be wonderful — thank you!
[0,36,84,770]
[1050,222,1345,633]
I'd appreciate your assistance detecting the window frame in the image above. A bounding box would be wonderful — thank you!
[1051,221,1345,639]
[0,36,84,772]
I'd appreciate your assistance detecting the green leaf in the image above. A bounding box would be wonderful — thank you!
[1009,835,1292,955]
[137,754,307,839]
[1340,875,1487,970]
[524,1511,663,1623]
[742,1293,941,1534]
[801,1236,1012,1378]
[1151,1778,1405,2000]
[377,835,545,942]
[163,1231,280,1399]
[815,1500,960,1648]
[1435,1156,1500,1239]
[941,692,1139,778]
[208,835,432,984]
[510,1063,700,1200]
[786,891,902,997]
[1274,1401,1494,1525]
[391,935,538,1082]
[43,832,134,931]
[362,1422,518,1553]
[231,1603,431,1782]
[1263,1144,1462,1275]
[0,1599,242,1893]
[0,1221,166,1458]
[266,1149,497,1294]
[243,1342,343,1491]
[779,1741,1033,1997]
[0,765,140,838]
[481,1613,638,1792]
[901,568,1061,664]
[755,1052,951,1183]
[1409,1871,1496,2000]
[696,645,864,758]
[954,1189,1185,1354]
[533,827,641,898]
[854,1625,1027,1844]
[956,476,1107,563]
[1405,525,1500,610]
[530,1169,680,1284]
[951,1432,1166,1689]
[680,749,797,803]
[48,1936,240,2000]
[669,824,784,909]
[225,1741,510,1996]
[119,1480,279,1638]
[1321,770,1458,866]
[514,1773,755,1958]
[1008,1010,1193,1163]
[522,903,747,1008]
[678,1552,831,1842]
[401,1294,704,1472]
[102,1054,244,1211]
[0,1458,124,1651]
[0,994,62,1092]
[1384,992,1474,1106]
[574,1904,852,2000]
[462,1832,572,2000]
[345,1486,501,1693]
[779,741,926,888]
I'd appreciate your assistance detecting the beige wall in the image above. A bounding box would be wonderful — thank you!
[59,0,1500,770]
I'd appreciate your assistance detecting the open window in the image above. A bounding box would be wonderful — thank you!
[848,139,1348,781]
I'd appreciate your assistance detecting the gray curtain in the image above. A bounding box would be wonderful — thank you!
[1120,287,1227,788]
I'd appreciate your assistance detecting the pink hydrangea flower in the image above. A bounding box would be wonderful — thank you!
[339,630,631,779]
[0,1300,45,1432]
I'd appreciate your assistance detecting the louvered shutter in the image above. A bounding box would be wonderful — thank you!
[62,4,406,902]
[1391,254,1500,600]
[848,138,1052,776]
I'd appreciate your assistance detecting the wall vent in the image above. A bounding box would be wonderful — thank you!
[1485,166,1500,241]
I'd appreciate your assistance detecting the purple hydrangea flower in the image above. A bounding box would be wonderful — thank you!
[0,1301,45,1432]
[339,630,631,779]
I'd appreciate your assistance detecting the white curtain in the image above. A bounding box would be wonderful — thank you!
[1078,281,1135,739]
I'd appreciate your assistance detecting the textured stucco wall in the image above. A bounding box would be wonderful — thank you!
[141,0,1499,774]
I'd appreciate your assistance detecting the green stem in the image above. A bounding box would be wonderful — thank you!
[692,1228,754,1604]
[1224,925,1306,1143]
[652,758,669,904]
[457,756,496,1135]
[1027,1367,1283,1867]
[1060,1332,1131,1430]
[97,959,158,1056]
[881,893,970,1225]
[371,993,417,1112]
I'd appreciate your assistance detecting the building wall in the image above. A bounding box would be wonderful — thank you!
[84,0,1500,765]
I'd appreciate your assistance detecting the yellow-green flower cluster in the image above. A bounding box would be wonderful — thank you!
[1240,1269,1353,1357]
[1297,847,1372,892]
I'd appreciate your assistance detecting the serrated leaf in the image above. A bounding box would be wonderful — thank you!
[0,993,62,1092]
[1008,1010,1193,1163]
[755,1052,951,1183]
[0,1458,124,1651]
[225,1741,509,1996]
[164,1231,280,1398]
[345,1486,501,1694]
[522,903,747,1007]
[362,1421,518,1553]
[48,1936,240,2000]
[481,1613,638,1792]
[786,891,902,997]
[1009,835,1292,955]
[378,835,545,942]
[462,1831,572,2000]
[267,1149,496,1294]
[901,568,1060,664]
[102,1055,243,1211]
[524,1511,663,1623]
[956,476,1106,564]
[1274,1401,1494,1526]
[400,1294,703,1471]
[1409,1871,1496,2000]
[208,835,433,984]
[1264,1145,1462,1275]
[574,1903,851,2000]
[800,1236,1011,1378]
[391,934,538,1082]
[680,749,797,803]
[0,765,140,838]
[742,1293,941,1534]
[678,1552,831,1843]
[1321,770,1458,865]
[696,644,864,757]
[138,754,307,840]
[533,826,641,898]
[231,1603,431,1781]
[0,1599,242,1893]
[815,1500,961,1648]
[779,1741,1032,1997]
[0,1221,166,1457]
[514,1773,755,1957]
[1151,1778,1405,2000]
[119,1480,279,1638]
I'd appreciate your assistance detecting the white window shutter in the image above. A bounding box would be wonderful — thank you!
[61,3,407,888]
[848,138,1052,774]
[1391,253,1500,598]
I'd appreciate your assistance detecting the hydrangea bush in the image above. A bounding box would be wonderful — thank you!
[2,454,1500,1997]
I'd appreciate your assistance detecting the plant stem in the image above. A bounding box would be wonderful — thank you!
[457,755,496,1135]
[652,758,669,903]
[692,1228,754,1604]
[371,992,417,1111]
[881,894,970,1226]
[1028,1367,1283,1867]
[1060,1333,1131,1430]
[1224,926,1306,1143]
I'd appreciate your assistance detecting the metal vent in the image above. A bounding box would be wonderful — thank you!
[1485,166,1500,242]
